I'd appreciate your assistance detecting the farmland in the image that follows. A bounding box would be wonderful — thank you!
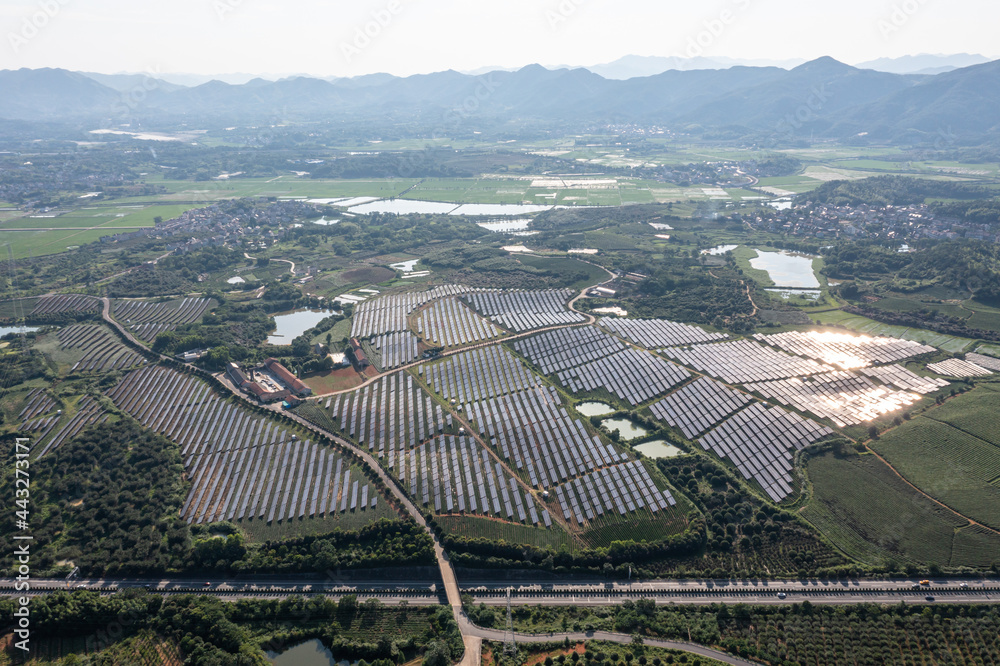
[870,408,1000,530]
[801,449,1000,567]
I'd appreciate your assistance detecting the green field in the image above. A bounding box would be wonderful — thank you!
[516,254,610,289]
[802,450,1000,568]
[0,228,124,259]
[810,308,976,352]
[437,514,575,550]
[870,399,1000,531]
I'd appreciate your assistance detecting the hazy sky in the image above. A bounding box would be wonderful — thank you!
[1,0,997,77]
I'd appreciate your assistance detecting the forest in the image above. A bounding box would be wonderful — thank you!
[1,591,465,666]
[807,175,993,207]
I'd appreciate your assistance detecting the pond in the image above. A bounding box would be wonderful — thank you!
[266,639,356,666]
[701,244,737,256]
[634,440,685,459]
[766,288,822,301]
[0,325,40,336]
[576,401,615,417]
[477,218,533,233]
[750,250,820,289]
[390,259,420,273]
[268,309,341,345]
[601,418,648,441]
[350,199,460,215]
[348,199,557,216]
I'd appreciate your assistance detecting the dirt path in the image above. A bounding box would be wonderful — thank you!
[864,444,1000,537]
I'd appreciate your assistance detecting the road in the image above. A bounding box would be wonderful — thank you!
[91,278,1000,666]
[4,576,997,604]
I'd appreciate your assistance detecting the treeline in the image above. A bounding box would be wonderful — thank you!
[436,516,706,577]
[656,457,848,579]
[105,246,248,297]
[0,420,191,576]
[0,342,50,388]
[844,304,1000,342]
[284,211,489,257]
[825,239,1000,304]
[3,592,464,666]
[626,254,759,333]
[230,519,435,574]
[807,175,993,207]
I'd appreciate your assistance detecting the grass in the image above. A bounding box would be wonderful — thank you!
[810,308,976,352]
[800,449,1000,568]
[515,255,609,290]
[0,228,126,259]
[437,514,575,550]
[870,405,1000,531]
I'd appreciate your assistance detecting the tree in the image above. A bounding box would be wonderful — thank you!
[422,640,451,666]
[204,346,231,370]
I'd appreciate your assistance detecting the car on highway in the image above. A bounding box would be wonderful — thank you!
[960,583,969,588]
[777,592,787,599]
[925,596,935,602]
[204,582,211,587]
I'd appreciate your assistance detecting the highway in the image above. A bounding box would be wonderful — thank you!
[3,576,997,607]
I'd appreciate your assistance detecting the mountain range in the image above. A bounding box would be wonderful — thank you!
[1,57,998,143]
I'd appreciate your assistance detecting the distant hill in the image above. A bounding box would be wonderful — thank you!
[835,59,1000,141]
[2,57,999,143]
[855,54,991,74]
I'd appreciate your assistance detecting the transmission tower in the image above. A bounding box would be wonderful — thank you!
[503,587,517,655]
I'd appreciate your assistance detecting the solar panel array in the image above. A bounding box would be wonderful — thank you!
[395,435,549,526]
[553,460,676,526]
[369,331,419,370]
[746,372,922,428]
[30,294,101,317]
[465,386,625,488]
[662,340,833,384]
[35,396,107,457]
[927,358,994,377]
[112,297,212,341]
[599,317,728,348]
[556,348,691,406]
[323,373,447,463]
[423,345,540,403]
[417,297,502,347]
[859,364,950,394]
[351,285,474,338]
[513,326,627,374]
[462,289,586,332]
[56,324,146,372]
[966,352,1000,372]
[698,402,834,502]
[753,330,936,369]
[106,366,379,525]
[18,389,58,422]
[649,377,753,439]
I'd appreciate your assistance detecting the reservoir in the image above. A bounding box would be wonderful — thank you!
[634,440,685,459]
[576,401,615,417]
[268,309,340,345]
[601,418,648,441]
[749,250,820,289]
[267,639,346,666]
